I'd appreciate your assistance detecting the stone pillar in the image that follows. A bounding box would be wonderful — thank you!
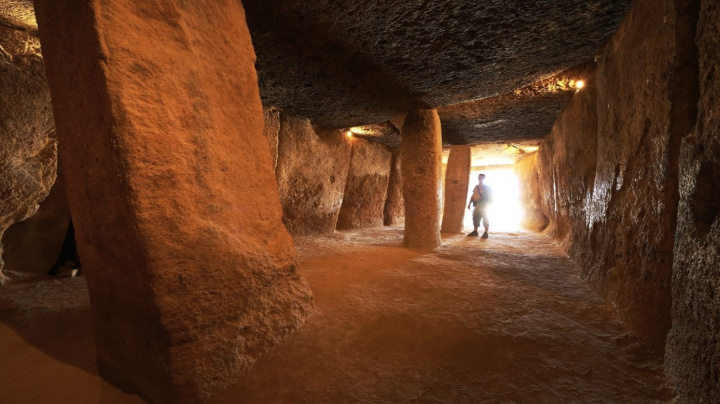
[401,109,442,248]
[34,1,313,403]
[440,145,471,233]
[383,148,404,225]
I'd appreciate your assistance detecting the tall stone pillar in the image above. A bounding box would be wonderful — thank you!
[33,1,313,403]
[401,109,443,248]
[441,145,471,233]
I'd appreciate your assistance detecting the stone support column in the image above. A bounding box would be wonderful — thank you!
[440,145,471,233]
[33,1,313,403]
[401,109,442,248]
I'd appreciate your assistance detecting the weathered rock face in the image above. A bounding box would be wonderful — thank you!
[535,66,599,246]
[401,109,442,249]
[243,0,631,129]
[515,153,548,232]
[520,0,699,352]
[0,0,36,33]
[1,168,70,277]
[383,149,404,226]
[666,0,720,401]
[581,0,698,351]
[275,112,352,235]
[441,146,471,233]
[34,1,313,402]
[439,65,590,145]
[263,107,280,171]
[336,137,392,230]
[0,25,56,284]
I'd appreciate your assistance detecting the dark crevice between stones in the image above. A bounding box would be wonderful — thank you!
[48,219,81,276]
[691,156,720,237]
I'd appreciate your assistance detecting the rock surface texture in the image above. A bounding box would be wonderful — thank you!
[336,138,392,230]
[275,112,352,235]
[440,146,471,233]
[666,0,720,401]
[0,25,56,284]
[519,0,700,352]
[262,107,280,171]
[242,0,631,130]
[438,65,590,145]
[34,1,313,402]
[1,169,70,277]
[515,153,548,232]
[536,66,599,245]
[401,110,442,249]
[383,149,404,226]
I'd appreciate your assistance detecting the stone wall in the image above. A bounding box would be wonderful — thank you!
[275,112,352,235]
[336,137,392,230]
[519,0,700,352]
[515,153,548,232]
[0,26,57,284]
[665,0,720,401]
[535,65,599,253]
[1,169,70,277]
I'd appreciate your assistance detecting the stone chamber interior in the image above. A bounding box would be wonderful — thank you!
[0,0,718,403]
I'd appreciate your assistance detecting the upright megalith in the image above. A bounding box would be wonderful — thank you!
[401,109,443,249]
[275,112,352,235]
[666,1,720,401]
[337,137,392,230]
[34,1,313,403]
[0,26,56,284]
[383,148,404,225]
[441,145,471,233]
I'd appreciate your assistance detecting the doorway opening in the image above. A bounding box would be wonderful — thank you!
[462,166,523,233]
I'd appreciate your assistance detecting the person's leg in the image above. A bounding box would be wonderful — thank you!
[481,206,489,238]
[468,205,480,236]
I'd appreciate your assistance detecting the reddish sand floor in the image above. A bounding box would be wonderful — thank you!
[0,228,675,403]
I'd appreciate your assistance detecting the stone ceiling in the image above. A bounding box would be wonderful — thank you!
[1,0,631,148]
[243,0,631,144]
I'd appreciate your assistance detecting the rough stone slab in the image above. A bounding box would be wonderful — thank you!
[275,112,352,235]
[34,1,313,402]
[535,66,598,245]
[336,137,392,230]
[515,153,549,232]
[383,148,404,226]
[263,107,280,171]
[0,26,56,284]
[666,0,720,401]
[1,168,70,276]
[401,109,442,249]
[441,146,471,233]
[242,0,631,129]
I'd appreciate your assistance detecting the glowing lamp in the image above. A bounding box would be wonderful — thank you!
[575,80,585,89]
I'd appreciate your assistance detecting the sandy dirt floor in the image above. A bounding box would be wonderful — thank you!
[0,228,675,403]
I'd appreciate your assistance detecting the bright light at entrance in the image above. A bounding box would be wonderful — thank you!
[462,167,523,232]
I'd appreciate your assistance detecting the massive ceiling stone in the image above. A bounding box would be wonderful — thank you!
[243,0,631,133]
[439,63,594,144]
[0,0,631,148]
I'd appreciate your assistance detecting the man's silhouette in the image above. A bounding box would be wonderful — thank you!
[467,173,492,238]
